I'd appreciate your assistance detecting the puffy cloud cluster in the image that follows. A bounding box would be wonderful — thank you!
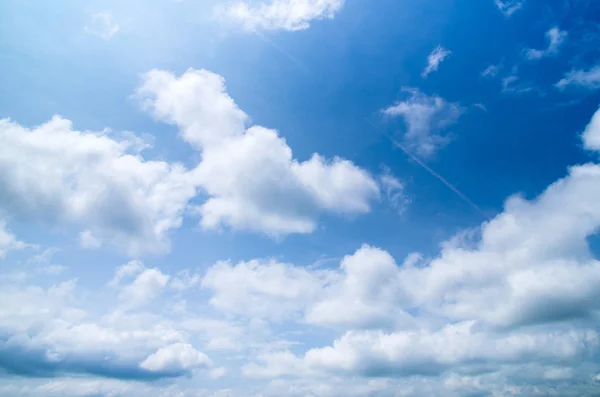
[203,108,600,390]
[0,68,378,254]
[222,0,345,32]
[0,264,212,381]
[0,117,200,256]
[138,69,379,237]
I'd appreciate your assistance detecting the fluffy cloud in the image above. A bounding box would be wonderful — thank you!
[202,259,326,319]
[138,69,379,237]
[583,107,600,151]
[304,325,597,377]
[0,219,27,258]
[525,27,567,60]
[0,117,200,256]
[111,262,170,309]
[556,64,600,90]
[139,343,212,374]
[422,46,451,78]
[222,0,345,32]
[381,88,463,157]
[0,267,211,381]
[203,108,600,387]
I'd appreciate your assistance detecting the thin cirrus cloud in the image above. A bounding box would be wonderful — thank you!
[556,63,600,90]
[524,27,568,60]
[381,88,463,157]
[207,108,600,388]
[494,0,524,16]
[84,11,120,40]
[220,0,345,31]
[422,46,452,78]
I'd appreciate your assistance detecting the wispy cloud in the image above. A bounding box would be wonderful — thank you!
[524,27,568,60]
[379,166,410,215]
[221,0,344,32]
[556,64,600,90]
[481,64,501,78]
[85,11,120,40]
[494,0,524,16]
[381,88,463,157]
[422,45,452,78]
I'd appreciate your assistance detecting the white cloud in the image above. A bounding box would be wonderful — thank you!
[78,230,101,249]
[0,219,27,258]
[494,0,524,16]
[202,259,326,319]
[303,325,597,377]
[583,107,600,151]
[379,167,410,215]
[0,117,200,256]
[0,278,211,380]
[556,64,600,90]
[381,88,463,157]
[140,343,212,374]
[137,69,379,237]
[481,64,500,78]
[222,0,345,32]
[209,367,227,379]
[199,108,600,386]
[422,46,451,78]
[84,12,119,40]
[525,27,567,60]
[111,261,170,309]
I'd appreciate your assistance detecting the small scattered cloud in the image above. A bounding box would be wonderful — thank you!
[0,219,27,258]
[481,64,501,78]
[379,166,410,215]
[494,0,524,16]
[556,64,600,90]
[524,27,567,60]
[220,0,345,32]
[381,88,463,157]
[85,11,120,40]
[422,46,452,78]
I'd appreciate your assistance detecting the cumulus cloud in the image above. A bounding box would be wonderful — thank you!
[84,11,119,40]
[381,88,463,157]
[556,64,600,90]
[222,0,345,32]
[583,107,600,151]
[0,270,211,381]
[422,46,451,78]
[202,258,326,319]
[0,117,200,256]
[137,69,379,237]
[204,108,600,387]
[112,262,170,310]
[525,27,567,60]
[494,0,524,16]
[139,343,212,374]
[0,219,27,258]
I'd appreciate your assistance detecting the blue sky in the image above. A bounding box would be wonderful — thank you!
[2,0,600,396]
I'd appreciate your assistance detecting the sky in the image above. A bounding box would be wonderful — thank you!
[1,0,600,396]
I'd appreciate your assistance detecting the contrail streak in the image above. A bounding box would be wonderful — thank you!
[252,30,311,74]
[249,31,488,219]
[364,117,488,219]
